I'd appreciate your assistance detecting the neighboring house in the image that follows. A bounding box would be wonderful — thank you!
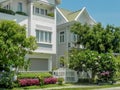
[56,7,96,67]
[0,0,61,71]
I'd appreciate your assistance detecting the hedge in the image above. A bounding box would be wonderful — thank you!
[18,72,52,79]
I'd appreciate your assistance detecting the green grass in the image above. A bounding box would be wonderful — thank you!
[12,84,68,90]
[1,83,120,90]
[53,84,120,90]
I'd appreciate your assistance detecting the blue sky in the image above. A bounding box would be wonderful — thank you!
[59,0,120,27]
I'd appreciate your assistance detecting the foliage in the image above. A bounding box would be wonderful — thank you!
[38,76,44,86]
[57,78,64,85]
[78,78,93,83]
[0,20,37,72]
[16,11,27,16]
[69,49,116,82]
[18,78,39,86]
[18,72,52,79]
[47,13,54,17]
[0,8,15,15]
[71,22,120,53]
[0,72,14,88]
[44,77,57,84]
[114,56,120,80]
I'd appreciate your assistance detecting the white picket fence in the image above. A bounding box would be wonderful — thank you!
[53,68,92,83]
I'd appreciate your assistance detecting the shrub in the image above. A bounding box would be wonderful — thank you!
[0,72,14,88]
[18,72,52,79]
[47,13,54,17]
[0,8,15,15]
[57,78,64,85]
[44,77,57,84]
[78,78,93,83]
[16,11,27,16]
[38,76,44,86]
[18,78,39,86]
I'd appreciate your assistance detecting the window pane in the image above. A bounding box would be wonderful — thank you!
[41,9,44,15]
[45,9,47,15]
[36,30,39,42]
[60,31,64,43]
[18,2,22,12]
[49,32,51,43]
[45,32,47,42]
[40,31,44,42]
[35,8,39,14]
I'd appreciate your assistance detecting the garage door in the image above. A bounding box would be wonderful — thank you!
[29,58,48,71]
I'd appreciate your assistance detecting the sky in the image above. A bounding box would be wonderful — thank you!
[59,0,120,27]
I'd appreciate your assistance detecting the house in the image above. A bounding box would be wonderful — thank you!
[0,0,61,71]
[55,7,96,67]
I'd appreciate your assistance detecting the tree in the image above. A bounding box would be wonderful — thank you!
[71,22,120,53]
[0,20,37,72]
[70,22,119,82]
[69,49,116,82]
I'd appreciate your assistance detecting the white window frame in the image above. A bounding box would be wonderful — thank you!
[18,2,23,12]
[36,30,52,44]
[34,7,48,16]
[59,31,65,43]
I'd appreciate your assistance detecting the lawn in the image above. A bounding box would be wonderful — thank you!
[2,83,118,90]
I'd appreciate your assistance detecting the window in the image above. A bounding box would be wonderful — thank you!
[34,7,48,16]
[36,30,52,43]
[41,9,44,15]
[45,9,47,15]
[73,34,77,42]
[18,2,22,12]
[4,4,10,10]
[60,31,64,43]
[35,8,39,14]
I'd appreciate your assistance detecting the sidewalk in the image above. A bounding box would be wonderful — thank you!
[32,85,97,90]
[31,82,120,90]
[94,87,120,90]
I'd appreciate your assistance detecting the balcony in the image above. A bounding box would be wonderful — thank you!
[33,14,55,24]
[0,9,28,26]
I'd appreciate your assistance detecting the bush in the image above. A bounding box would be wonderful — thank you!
[18,72,52,79]
[18,78,39,86]
[0,72,14,88]
[47,13,54,17]
[16,11,27,16]
[0,8,15,15]
[78,78,93,83]
[38,76,44,86]
[44,77,57,84]
[57,78,64,85]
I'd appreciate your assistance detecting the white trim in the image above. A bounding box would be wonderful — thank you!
[75,7,96,24]
[75,7,86,21]
[56,7,69,22]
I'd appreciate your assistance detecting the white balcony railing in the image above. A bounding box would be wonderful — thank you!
[33,14,55,24]
[0,12,28,26]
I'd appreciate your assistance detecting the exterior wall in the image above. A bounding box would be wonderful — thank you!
[11,0,28,13]
[56,10,67,25]
[0,0,59,71]
[56,25,69,67]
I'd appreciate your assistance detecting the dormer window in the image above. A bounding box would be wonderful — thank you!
[18,2,22,12]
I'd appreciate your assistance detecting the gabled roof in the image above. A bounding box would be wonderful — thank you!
[58,8,82,21]
[57,7,96,25]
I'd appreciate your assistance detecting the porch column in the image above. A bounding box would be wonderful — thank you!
[28,2,33,36]
[48,56,52,71]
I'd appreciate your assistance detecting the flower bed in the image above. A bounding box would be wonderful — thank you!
[44,77,57,84]
[18,78,39,86]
